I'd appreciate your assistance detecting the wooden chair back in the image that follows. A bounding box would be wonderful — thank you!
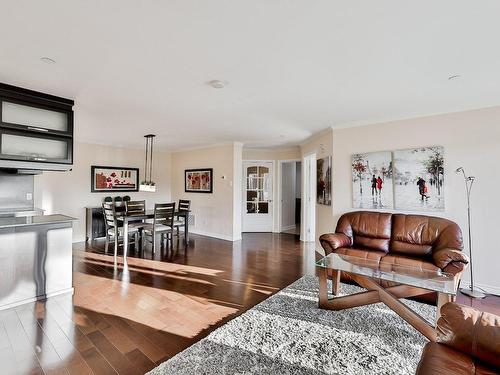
[178,199,191,212]
[154,203,175,228]
[125,200,146,216]
[102,203,118,232]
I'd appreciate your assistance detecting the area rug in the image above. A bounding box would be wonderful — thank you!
[148,276,435,375]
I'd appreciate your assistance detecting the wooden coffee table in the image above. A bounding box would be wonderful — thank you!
[316,253,460,342]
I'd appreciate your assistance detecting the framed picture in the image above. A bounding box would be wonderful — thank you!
[185,168,213,193]
[351,151,394,209]
[317,156,332,205]
[91,166,139,192]
[393,146,444,211]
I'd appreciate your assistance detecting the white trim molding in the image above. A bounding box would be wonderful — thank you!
[189,228,239,242]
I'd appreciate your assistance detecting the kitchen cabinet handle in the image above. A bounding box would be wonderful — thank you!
[27,126,49,132]
[33,157,47,161]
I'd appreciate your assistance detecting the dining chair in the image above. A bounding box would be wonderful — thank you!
[102,202,139,257]
[125,200,147,230]
[143,202,175,253]
[173,199,190,238]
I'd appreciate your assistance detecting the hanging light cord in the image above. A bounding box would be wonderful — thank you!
[149,136,154,184]
[144,136,148,182]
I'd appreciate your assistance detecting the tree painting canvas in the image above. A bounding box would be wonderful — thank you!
[352,151,393,209]
[393,146,444,211]
[317,156,332,205]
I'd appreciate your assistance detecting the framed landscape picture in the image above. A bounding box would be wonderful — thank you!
[91,166,139,192]
[185,168,213,193]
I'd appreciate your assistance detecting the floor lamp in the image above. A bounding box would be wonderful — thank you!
[455,167,485,299]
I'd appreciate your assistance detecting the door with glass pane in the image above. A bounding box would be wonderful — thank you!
[242,161,273,232]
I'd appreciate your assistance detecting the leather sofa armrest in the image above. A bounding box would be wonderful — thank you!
[437,302,500,368]
[433,248,469,274]
[319,233,352,255]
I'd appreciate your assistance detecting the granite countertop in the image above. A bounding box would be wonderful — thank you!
[0,214,77,229]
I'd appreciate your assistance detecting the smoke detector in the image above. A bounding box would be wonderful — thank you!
[208,80,228,89]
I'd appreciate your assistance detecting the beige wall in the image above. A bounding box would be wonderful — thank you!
[243,147,301,161]
[34,142,172,242]
[332,106,500,294]
[300,129,335,241]
[171,143,242,241]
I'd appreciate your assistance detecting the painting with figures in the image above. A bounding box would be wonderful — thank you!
[317,156,332,205]
[393,146,444,211]
[91,166,139,192]
[352,151,393,209]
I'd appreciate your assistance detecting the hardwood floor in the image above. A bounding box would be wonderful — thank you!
[0,233,317,375]
[0,232,498,375]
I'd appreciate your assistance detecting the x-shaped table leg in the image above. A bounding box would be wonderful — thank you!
[318,268,440,342]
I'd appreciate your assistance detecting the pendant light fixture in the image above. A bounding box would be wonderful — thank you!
[140,134,157,192]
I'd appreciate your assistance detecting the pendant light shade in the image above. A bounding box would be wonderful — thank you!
[140,134,157,192]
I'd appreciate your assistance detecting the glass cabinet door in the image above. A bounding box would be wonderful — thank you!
[0,130,72,164]
[1,100,71,135]
[246,165,271,214]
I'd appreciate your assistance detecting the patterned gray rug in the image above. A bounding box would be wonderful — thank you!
[148,276,435,375]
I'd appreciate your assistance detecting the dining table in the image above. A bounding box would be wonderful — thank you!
[117,209,190,263]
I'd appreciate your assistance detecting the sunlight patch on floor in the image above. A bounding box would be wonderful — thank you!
[78,251,223,276]
[73,268,239,338]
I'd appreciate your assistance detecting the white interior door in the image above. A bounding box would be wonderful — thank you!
[242,161,273,232]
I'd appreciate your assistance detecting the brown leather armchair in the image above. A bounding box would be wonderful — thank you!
[416,302,500,374]
[319,211,469,302]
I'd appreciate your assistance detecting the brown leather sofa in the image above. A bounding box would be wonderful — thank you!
[319,211,469,302]
[416,302,500,374]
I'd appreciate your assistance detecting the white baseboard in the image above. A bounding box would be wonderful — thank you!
[189,228,236,242]
[280,224,296,231]
[76,230,240,243]
[0,287,74,311]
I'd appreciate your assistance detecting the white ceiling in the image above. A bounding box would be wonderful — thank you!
[1,1,500,151]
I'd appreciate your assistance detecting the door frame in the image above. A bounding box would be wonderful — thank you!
[242,160,275,232]
[301,153,316,242]
[278,159,301,232]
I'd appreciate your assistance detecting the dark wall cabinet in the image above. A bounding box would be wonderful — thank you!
[86,207,106,241]
[0,83,74,166]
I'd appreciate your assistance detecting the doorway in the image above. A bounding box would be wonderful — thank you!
[301,153,316,242]
[242,161,274,232]
[280,160,301,235]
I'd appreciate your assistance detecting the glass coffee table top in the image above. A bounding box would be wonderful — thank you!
[316,253,458,295]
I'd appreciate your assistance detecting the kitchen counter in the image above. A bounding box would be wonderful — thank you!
[0,207,44,217]
[0,214,76,229]
[0,213,75,310]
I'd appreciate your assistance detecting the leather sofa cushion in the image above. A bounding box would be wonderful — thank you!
[379,254,440,274]
[336,211,392,252]
[391,214,463,256]
[437,303,500,368]
[334,247,386,262]
[416,342,497,375]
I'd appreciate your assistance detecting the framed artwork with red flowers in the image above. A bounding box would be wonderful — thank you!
[91,166,139,192]
[185,168,213,193]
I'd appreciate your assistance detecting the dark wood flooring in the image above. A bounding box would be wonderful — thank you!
[0,232,498,375]
[0,233,317,375]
